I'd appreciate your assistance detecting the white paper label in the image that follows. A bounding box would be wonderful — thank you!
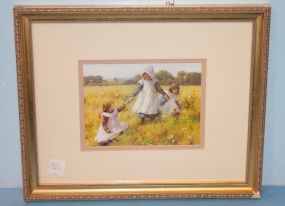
[48,159,66,176]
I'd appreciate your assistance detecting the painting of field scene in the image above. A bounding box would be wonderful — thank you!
[81,61,203,147]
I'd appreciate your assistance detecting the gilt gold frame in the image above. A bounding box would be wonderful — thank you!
[14,5,270,201]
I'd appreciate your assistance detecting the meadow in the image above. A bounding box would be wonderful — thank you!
[83,85,201,147]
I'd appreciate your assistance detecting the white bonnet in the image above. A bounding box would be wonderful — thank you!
[142,65,155,79]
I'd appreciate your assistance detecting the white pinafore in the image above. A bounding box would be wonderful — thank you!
[132,80,160,116]
[95,108,128,143]
[160,90,180,115]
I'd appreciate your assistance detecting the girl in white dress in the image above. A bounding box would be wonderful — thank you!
[159,83,181,115]
[129,65,169,123]
[94,101,128,146]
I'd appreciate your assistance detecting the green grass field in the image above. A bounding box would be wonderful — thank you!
[83,85,201,147]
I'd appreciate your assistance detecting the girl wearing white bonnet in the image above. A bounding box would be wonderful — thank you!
[129,65,169,123]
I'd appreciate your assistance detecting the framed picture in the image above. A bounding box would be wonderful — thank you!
[14,5,270,200]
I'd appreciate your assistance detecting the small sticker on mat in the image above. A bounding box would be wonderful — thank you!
[48,159,66,176]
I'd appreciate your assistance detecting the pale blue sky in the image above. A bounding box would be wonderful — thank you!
[83,63,201,79]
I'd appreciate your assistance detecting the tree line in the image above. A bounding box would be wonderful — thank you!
[84,70,201,86]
